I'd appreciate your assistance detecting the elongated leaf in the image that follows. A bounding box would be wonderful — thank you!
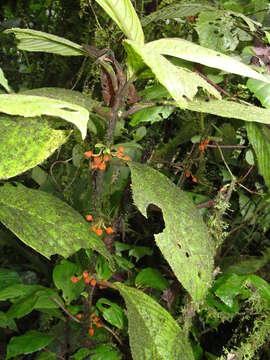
[141,1,214,26]
[5,28,84,56]
[0,183,114,267]
[95,0,144,44]
[0,116,69,180]
[185,99,270,124]
[6,331,54,360]
[247,78,270,108]
[124,40,220,108]
[246,123,270,188]
[22,87,99,111]
[0,268,21,290]
[146,38,269,83]
[0,94,89,139]
[116,283,194,360]
[0,67,11,93]
[128,162,214,304]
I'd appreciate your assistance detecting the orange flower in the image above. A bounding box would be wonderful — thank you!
[85,214,93,222]
[192,176,198,184]
[93,156,102,165]
[82,270,89,279]
[76,313,83,320]
[98,162,106,171]
[94,316,100,324]
[117,146,124,157]
[105,226,114,235]
[95,228,103,237]
[90,279,97,287]
[185,171,191,178]
[71,276,79,283]
[84,275,91,284]
[89,327,94,336]
[84,150,93,159]
[199,139,210,153]
[96,322,102,328]
[90,312,95,319]
[103,154,110,162]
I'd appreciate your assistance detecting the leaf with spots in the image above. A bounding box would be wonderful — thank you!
[0,94,89,139]
[115,283,194,360]
[0,183,114,268]
[0,116,69,180]
[128,162,215,304]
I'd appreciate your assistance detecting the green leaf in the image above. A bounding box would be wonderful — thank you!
[116,283,194,360]
[5,28,84,56]
[0,67,11,93]
[214,274,246,308]
[130,106,174,126]
[0,116,69,180]
[247,78,270,108]
[141,1,214,26]
[0,268,21,290]
[128,246,153,262]
[245,274,270,309]
[71,348,91,360]
[6,330,54,360]
[22,87,98,113]
[185,99,270,125]
[95,0,144,44]
[246,123,270,188]
[36,351,57,360]
[135,268,169,291]
[146,38,269,83]
[128,162,214,304]
[124,40,221,108]
[0,94,89,139]
[96,298,124,329]
[92,345,121,360]
[0,311,17,331]
[0,183,114,267]
[53,260,85,303]
[0,284,43,301]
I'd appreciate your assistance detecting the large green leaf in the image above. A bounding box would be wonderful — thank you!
[0,94,89,139]
[0,116,69,180]
[6,331,54,360]
[247,78,270,108]
[141,1,214,26]
[22,87,98,111]
[185,99,270,124]
[128,162,214,304]
[95,0,144,44]
[116,283,194,360]
[246,123,270,188]
[146,38,269,83]
[0,183,114,267]
[0,67,11,93]
[5,28,84,56]
[124,40,220,108]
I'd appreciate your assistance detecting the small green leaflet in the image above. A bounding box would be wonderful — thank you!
[5,28,84,56]
[6,331,54,360]
[0,183,114,268]
[124,40,220,108]
[95,0,144,44]
[0,67,11,93]
[128,162,215,304]
[116,283,194,360]
[0,116,69,180]
[0,94,89,139]
[146,38,270,83]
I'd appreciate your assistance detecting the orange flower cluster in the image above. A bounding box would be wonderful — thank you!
[84,150,110,171]
[113,146,131,161]
[199,139,210,153]
[82,270,97,286]
[185,171,198,184]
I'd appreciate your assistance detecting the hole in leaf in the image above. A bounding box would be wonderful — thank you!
[60,107,77,113]
[198,271,201,278]
[185,252,190,258]
[177,242,182,250]
[146,204,165,234]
